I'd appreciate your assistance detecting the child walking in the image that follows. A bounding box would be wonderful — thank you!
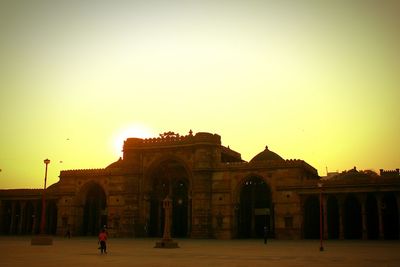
[98,229,108,254]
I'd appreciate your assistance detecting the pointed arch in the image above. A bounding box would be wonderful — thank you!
[146,158,191,238]
[75,181,107,236]
[236,175,272,238]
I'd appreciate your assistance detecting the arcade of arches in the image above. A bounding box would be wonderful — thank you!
[303,192,399,240]
[1,131,399,240]
[0,197,58,235]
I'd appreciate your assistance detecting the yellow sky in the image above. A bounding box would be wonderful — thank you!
[0,1,399,189]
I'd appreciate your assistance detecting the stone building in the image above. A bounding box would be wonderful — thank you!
[1,131,399,239]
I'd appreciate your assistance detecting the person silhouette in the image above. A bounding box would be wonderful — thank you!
[98,228,108,254]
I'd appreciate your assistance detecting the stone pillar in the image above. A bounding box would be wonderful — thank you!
[338,196,344,240]
[396,194,400,239]
[9,202,16,235]
[18,201,26,235]
[250,186,255,237]
[323,195,328,240]
[155,196,178,248]
[0,200,3,234]
[359,194,367,240]
[162,197,172,241]
[31,201,39,234]
[376,194,384,239]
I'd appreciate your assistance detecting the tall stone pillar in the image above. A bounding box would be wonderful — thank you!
[377,194,384,239]
[162,197,172,241]
[155,196,178,248]
[18,201,26,235]
[396,194,400,239]
[9,202,16,235]
[338,196,344,240]
[0,200,3,234]
[31,201,38,234]
[359,194,367,240]
[323,195,328,240]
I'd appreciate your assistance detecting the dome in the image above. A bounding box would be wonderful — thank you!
[106,157,124,169]
[250,146,284,163]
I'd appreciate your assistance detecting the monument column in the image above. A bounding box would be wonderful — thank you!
[155,196,179,248]
[162,197,172,241]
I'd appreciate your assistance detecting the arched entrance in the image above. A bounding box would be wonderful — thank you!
[303,195,320,239]
[237,176,272,238]
[148,159,190,238]
[82,183,107,236]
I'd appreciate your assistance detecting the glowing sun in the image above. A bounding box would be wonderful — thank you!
[112,124,155,156]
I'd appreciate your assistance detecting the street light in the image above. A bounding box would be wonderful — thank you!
[31,159,52,245]
[40,159,50,234]
[317,182,324,251]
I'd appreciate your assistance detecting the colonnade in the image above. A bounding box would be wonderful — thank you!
[0,199,58,235]
[303,192,400,240]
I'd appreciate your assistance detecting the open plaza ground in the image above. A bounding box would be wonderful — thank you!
[1,236,400,267]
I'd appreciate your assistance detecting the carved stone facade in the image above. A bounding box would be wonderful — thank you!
[1,131,399,239]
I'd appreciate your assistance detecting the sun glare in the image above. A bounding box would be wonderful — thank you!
[112,124,155,156]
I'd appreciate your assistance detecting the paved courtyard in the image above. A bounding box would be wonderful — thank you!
[0,236,399,267]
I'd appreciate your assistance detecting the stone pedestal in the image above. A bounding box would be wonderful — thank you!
[31,235,53,245]
[155,196,179,249]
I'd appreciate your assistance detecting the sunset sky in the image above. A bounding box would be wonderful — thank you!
[1,1,399,189]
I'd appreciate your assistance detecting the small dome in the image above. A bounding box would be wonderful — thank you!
[250,146,284,163]
[106,157,124,169]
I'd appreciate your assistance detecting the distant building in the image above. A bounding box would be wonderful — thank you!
[1,131,399,239]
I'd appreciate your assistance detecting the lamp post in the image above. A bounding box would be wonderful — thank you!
[40,159,50,234]
[317,182,324,251]
[31,159,52,245]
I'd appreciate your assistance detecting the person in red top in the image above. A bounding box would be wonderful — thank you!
[98,229,108,254]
